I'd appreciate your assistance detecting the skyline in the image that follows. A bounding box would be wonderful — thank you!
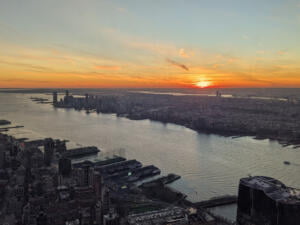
[0,0,300,88]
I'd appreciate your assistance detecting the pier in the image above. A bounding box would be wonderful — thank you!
[62,146,100,158]
[0,125,24,132]
[193,195,237,208]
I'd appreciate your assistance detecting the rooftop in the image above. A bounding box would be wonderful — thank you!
[241,176,300,204]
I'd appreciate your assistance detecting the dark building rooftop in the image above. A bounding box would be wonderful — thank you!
[240,176,300,204]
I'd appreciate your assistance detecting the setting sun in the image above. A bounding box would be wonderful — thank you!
[195,81,212,88]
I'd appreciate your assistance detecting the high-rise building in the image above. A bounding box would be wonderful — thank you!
[53,91,58,104]
[36,212,48,225]
[103,208,119,225]
[93,171,105,201]
[22,203,31,225]
[59,158,72,176]
[0,144,5,169]
[55,140,66,153]
[102,189,111,214]
[76,165,94,187]
[94,201,102,225]
[237,176,300,225]
[44,138,55,166]
[85,93,89,103]
[64,90,70,104]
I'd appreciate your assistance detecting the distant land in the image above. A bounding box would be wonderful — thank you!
[44,88,300,148]
[1,87,300,99]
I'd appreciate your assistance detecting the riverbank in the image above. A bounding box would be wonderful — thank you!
[123,113,300,148]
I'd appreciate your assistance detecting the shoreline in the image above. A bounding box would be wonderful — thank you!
[96,111,300,149]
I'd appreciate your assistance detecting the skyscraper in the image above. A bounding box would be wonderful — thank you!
[77,165,94,187]
[0,144,5,169]
[237,176,300,225]
[52,91,58,105]
[59,158,72,176]
[44,138,55,166]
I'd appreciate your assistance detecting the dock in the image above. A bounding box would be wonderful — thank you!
[121,165,161,183]
[62,146,100,158]
[0,125,24,132]
[193,195,237,208]
[93,156,126,167]
[140,173,181,188]
[73,156,126,169]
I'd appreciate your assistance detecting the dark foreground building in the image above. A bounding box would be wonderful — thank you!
[236,176,300,225]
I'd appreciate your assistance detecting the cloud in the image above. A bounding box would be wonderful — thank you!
[212,64,225,68]
[256,50,265,54]
[214,54,239,64]
[0,78,50,83]
[0,59,56,72]
[241,34,249,40]
[102,28,194,59]
[275,64,296,69]
[277,50,287,56]
[116,7,128,13]
[179,48,194,58]
[166,58,189,71]
[95,65,121,70]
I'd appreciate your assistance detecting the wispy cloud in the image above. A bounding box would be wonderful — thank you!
[256,50,265,54]
[241,34,250,40]
[179,48,194,58]
[277,50,288,56]
[116,7,128,13]
[166,58,189,71]
[102,28,194,59]
[0,59,56,72]
[0,78,50,83]
[95,65,121,70]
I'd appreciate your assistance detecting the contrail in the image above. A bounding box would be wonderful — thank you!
[166,58,189,71]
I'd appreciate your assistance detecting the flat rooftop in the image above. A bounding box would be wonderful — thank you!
[240,176,300,204]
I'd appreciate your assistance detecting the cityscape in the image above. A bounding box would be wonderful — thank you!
[0,90,300,225]
[1,0,300,224]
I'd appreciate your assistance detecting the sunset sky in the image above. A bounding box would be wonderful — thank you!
[0,0,300,88]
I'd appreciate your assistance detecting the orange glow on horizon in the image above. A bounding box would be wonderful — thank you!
[195,80,212,88]
[1,42,300,89]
